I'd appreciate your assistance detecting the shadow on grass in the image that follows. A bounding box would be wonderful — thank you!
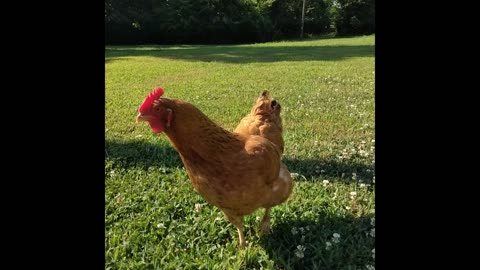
[105,139,183,169]
[283,157,374,183]
[105,44,374,64]
[105,139,374,183]
[260,214,375,270]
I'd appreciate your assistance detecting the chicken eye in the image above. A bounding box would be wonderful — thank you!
[155,107,160,112]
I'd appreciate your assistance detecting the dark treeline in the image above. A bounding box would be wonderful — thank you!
[105,0,374,44]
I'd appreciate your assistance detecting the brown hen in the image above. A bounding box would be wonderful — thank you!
[136,87,293,247]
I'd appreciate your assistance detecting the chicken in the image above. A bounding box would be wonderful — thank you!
[136,87,293,248]
[233,91,293,234]
[234,90,284,154]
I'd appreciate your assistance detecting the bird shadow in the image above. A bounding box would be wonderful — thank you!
[283,157,375,184]
[259,214,375,270]
[105,139,183,170]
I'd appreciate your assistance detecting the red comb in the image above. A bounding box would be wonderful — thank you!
[139,87,164,113]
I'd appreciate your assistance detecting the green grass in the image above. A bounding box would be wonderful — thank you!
[105,35,375,270]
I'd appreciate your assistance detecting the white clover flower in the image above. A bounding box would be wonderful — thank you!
[352,173,357,180]
[332,233,341,243]
[157,223,166,229]
[295,245,306,258]
[350,191,357,199]
[325,241,332,250]
[360,183,366,188]
[194,203,202,213]
[291,227,298,235]
[345,206,351,210]
[323,180,330,186]
[299,227,305,234]
[115,194,124,204]
[359,150,369,157]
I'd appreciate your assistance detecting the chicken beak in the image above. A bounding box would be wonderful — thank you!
[136,113,149,123]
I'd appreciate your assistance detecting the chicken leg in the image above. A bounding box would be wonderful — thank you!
[225,213,246,248]
[259,207,271,235]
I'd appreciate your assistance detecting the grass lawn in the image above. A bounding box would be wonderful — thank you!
[105,35,375,270]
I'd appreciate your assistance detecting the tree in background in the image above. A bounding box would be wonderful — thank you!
[333,0,375,35]
[105,0,374,44]
[271,0,333,40]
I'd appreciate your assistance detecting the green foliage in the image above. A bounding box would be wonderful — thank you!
[106,0,276,44]
[105,0,374,44]
[271,0,334,39]
[333,0,375,36]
